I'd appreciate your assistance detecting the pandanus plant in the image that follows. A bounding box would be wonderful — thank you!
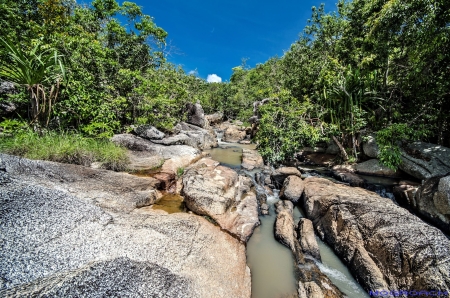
[0,38,65,127]
[323,66,384,158]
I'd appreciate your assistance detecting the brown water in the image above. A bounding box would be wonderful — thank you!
[205,140,369,298]
[203,142,257,169]
[152,193,185,214]
[246,195,298,298]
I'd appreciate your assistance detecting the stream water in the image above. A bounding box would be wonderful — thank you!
[205,139,369,298]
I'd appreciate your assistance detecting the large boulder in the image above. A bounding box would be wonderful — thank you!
[222,125,246,143]
[271,167,302,189]
[181,158,259,242]
[0,155,251,297]
[274,199,344,298]
[280,175,304,204]
[241,148,264,170]
[111,134,200,159]
[399,142,450,180]
[355,159,401,177]
[362,133,379,158]
[165,122,217,149]
[412,174,450,234]
[125,150,165,171]
[274,200,297,251]
[302,177,450,293]
[186,102,206,128]
[134,125,165,140]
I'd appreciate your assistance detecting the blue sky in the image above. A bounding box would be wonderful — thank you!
[136,0,338,82]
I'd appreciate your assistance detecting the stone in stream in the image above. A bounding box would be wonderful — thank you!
[296,218,321,261]
[181,157,260,242]
[302,177,450,293]
[280,175,304,204]
[271,167,302,189]
[222,125,247,143]
[274,200,345,298]
[331,168,365,187]
[241,148,264,171]
[0,154,251,297]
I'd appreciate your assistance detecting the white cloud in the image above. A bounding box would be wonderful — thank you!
[206,74,222,83]
[188,70,198,76]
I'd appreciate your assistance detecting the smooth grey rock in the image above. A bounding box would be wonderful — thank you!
[355,159,401,177]
[134,125,165,140]
[111,134,199,159]
[186,102,206,128]
[399,142,450,180]
[363,134,379,158]
[280,175,304,204]
[0,155,251,298]
[303,177,450,293]
[412,174,450,234]
[182,158,260,242]
[168,122,218,149]
[297,218,321,261]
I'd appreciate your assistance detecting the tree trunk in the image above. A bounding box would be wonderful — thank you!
[332,136,349,161]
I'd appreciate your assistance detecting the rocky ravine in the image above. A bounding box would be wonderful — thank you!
[301,177,450,293]
[0,154,251,297]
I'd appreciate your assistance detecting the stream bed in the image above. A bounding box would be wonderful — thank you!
[205,140,369,298]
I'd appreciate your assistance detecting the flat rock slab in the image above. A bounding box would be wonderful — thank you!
[111,134,200,159]
[355,159,401,177]
[302,177,450,293]
[0,153,160,213]
[0,156,251,298]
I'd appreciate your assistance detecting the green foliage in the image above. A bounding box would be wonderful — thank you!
[176,167,185,178]
[255,90,327,163]
[0,37,65,125]
[0,119,28,133]
[376,123,428,170]
[0,130,129,171]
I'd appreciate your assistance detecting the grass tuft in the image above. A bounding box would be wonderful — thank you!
[0,131,129,171]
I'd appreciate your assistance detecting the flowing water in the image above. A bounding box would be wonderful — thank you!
[204,140,370,298]
[246,193,298,298]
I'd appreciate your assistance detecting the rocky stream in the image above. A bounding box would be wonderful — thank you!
[1,107,450,297]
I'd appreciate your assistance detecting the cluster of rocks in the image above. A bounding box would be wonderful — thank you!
[272,167,450,295]
[0,154,252,297]
[274,200,344,298]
